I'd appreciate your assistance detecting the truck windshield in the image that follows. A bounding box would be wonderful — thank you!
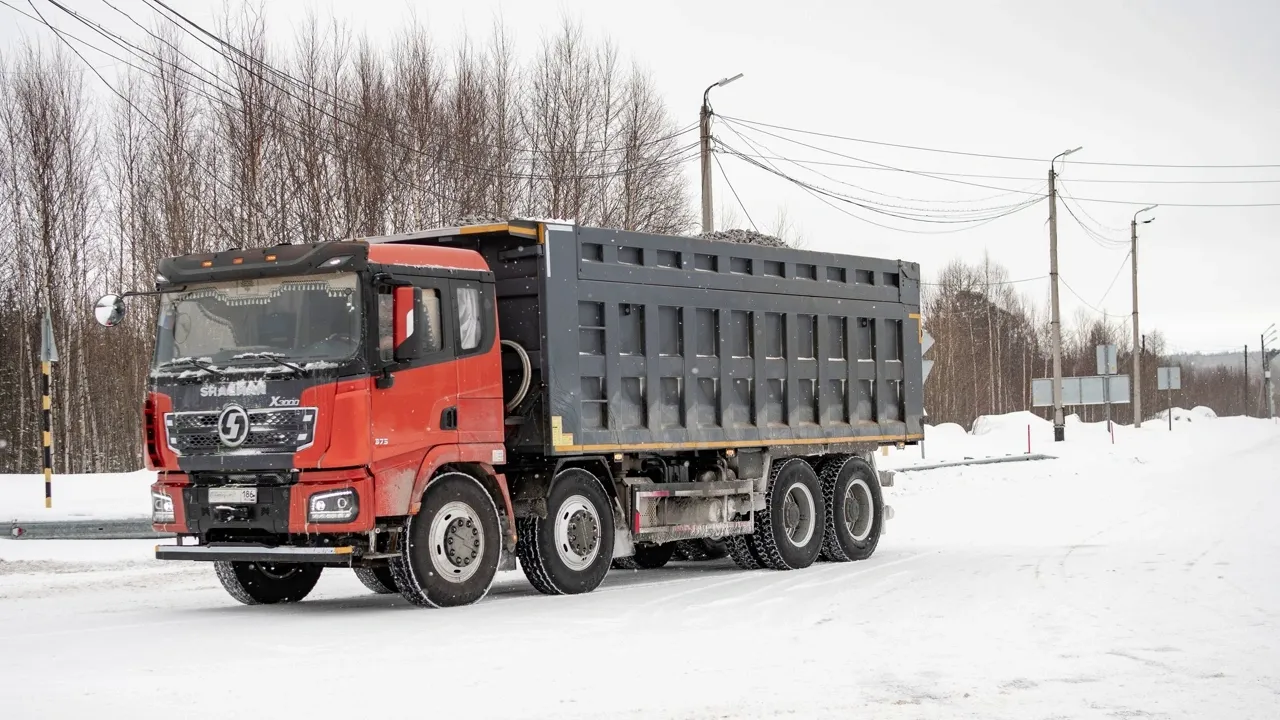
[152,272,361,370]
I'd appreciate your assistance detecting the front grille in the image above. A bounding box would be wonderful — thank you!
[163,407,317,456]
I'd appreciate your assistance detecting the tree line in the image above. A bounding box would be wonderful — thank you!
[0,12,692,473]
[921,255,1272,428]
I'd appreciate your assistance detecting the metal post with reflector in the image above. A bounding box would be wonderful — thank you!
[39,307,58,508]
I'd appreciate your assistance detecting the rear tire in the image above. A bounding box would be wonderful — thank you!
[750,458,825,570]
[675,538,728,561]
[354,564,398,594]
[725,533,763,570]
[214,561,322,605]
[818,455,883,562]
[517,468,615,595]
[392,471,502,608]
[613,542,675,570]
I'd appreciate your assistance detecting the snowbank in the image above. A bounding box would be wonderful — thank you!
[1153,406,1219,423]
[0,470,154,521]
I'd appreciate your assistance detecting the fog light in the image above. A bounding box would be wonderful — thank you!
[307,489,358,523]
[152,491,175,524]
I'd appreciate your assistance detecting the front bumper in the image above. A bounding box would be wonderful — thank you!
[151,467,374,535]
[156,543,357,566]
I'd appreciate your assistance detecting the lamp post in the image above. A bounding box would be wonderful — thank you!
[700,73,744,234]
[1048,146,1081,441]
[1131,204,1156,427]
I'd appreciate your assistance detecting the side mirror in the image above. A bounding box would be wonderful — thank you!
[392,286,421,362]
[94,294,126,327]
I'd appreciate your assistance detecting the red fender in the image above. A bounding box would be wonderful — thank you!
[402,443,516,547]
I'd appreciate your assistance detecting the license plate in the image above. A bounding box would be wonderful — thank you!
[208,487,257,504]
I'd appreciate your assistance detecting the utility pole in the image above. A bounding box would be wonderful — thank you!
[1048,146,1081,442]
[1130,205,1156,428]
[700,73,743,234]
[1243,345,1249,417]
[1264,324,1278,419]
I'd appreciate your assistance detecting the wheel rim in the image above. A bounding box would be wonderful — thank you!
[780,481,816,548]
[554,494,601,571]
[429,500,486,584]
[845,478,874,542]
[255,563,299,580]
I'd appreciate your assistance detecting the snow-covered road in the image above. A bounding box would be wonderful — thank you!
[2,415,1278,719]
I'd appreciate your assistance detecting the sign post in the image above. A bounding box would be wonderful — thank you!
[1157,366,1181,432]
[1096,344,1118,437]
[39,308,59,508]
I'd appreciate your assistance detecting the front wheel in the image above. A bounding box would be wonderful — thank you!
[391,471,502,608]
[214,561,323,605]
[354,564,398,594]
[518,468,615,595]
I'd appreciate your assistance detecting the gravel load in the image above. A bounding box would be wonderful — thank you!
[696,228,788,247]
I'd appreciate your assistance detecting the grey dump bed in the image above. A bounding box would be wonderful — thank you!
[416,221,923,457]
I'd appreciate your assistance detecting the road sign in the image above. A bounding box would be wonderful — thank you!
[1032,375,1131,407]
[920,329,935,385]
[1096,344,1117,376]
[40,309,58,363]
[1157,366,1181,391]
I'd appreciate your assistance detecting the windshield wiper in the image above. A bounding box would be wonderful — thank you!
[235,352,305,376]
[158,357,227,378]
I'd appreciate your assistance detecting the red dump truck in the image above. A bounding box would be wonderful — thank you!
[94,219,923,608]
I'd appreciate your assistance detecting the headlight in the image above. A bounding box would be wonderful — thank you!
[152,491,175,524]
[308,489,359,524]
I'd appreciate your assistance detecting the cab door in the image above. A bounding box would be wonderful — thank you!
[450,278,504,446]
[369,278,457,486]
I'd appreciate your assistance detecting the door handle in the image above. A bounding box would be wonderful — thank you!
[441,406,458,430]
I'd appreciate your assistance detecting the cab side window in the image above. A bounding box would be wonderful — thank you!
[421,289,443,352]
[457,287,481,351]
[377,288,394,363]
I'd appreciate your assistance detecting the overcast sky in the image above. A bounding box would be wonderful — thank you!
[4,0,1278,353]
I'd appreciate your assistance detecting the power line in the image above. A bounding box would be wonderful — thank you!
[141,0,699,160]
[723,114,1280,170]
[722,117,1280,207]
[22,0,700,191]
[711,151,757,232]
[1098,250,1132,307]
[715,150,1280,185]
[14,0,238,239]
[920,275,1047,287]
[715,121,1044,224]
[716,118,1045,207]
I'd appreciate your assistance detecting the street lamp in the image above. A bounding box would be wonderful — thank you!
[700,73,744,234]
[1048,145,1082,441]
[1130,204,1157,427]
[1264,324,1278,419]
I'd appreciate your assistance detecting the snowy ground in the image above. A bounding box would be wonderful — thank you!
[1,412,1278,719]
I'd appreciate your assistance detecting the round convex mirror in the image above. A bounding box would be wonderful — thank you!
[94,294,126,327]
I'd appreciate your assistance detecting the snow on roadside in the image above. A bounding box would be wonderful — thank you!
[0,470,154,521]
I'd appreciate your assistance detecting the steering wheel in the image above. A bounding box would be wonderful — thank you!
[322,333,353,345]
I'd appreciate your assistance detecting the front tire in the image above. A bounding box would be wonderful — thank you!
[214,561,322,605]
[518,468,615,595]
[354,564,398,594]
[750,458,825,570]
[392,471,502,608]
[818,455,883,562]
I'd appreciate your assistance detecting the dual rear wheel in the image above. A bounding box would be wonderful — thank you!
[727,454,883,571]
